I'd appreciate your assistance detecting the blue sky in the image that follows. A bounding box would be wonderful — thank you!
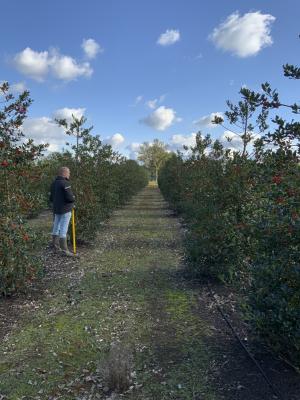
[1,0,299,157]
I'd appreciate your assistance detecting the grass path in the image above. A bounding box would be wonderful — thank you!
[2,184,297,400]
[0,185,218,399]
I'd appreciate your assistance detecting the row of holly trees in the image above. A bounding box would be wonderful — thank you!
[158,63,300,369]
[0,83,148,295]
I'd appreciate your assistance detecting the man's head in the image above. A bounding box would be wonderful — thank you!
[58,166,70,179]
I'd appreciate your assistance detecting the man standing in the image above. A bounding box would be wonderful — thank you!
[49,166,76,257]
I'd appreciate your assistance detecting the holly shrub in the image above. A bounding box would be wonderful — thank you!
[1,83,148,294]
[49,116,148,241]
[0,82,46,295]
[159,135,253,283]
[159,63,300,368]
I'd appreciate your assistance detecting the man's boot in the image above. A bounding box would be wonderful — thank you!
[59,237,77,257]
[52,235,60,252]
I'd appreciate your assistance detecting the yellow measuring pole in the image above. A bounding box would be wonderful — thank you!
[72,208,76,254]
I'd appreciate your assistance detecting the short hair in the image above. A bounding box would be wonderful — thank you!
[58,166,70,176]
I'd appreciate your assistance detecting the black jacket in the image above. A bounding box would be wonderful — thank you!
[49,176,75,214]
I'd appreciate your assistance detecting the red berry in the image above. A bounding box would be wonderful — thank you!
[272,175,282,184]
[286,188,295,197]
[292,212,299,220]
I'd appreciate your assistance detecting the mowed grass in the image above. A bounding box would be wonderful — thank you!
[0,185,217,399]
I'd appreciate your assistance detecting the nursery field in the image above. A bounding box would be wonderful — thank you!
[0,184,299,400]
[1,43,300,400]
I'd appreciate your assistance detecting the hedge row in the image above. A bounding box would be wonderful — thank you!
[0,82,148,295]
[159,116,300,368]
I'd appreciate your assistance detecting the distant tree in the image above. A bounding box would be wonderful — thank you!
[212,88,268,158]
[55,114,93,176]
[138,139,171,182]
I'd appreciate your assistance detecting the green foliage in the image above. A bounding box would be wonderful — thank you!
[138,139,171,181]
[0,82,46,295]
[159,135,251,282]
[159,62,300,367]
[0,85,148,294]
[54,116,148,241]
[0,217,42,295]
[283,63,300,79]
[241,64,300,367]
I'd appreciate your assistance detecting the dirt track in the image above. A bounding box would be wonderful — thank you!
[0,184,299,399]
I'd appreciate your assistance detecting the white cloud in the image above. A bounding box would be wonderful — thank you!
[0,81,26,96]
[22,107,88,152]
[146,99,158,109]
[104,133,125,148]
[221,130,243,150]
[13,47,93,81]
[146,94,166,109]
[209,11,275,57]
[22,117,66,151]
[126,142,141,159]
[82,38,103,59]
[194,112,223,128]
[220,130,261,151]
[50,51,92,80]
[141,106,181,131]
[10,82,27,94]
[135,95,143,103]
[13,47,49,81]
[52,107,86,123]
[168,133,197,151]
[157,29,180,46]
[131,95,143,107]
[127,142,141,152]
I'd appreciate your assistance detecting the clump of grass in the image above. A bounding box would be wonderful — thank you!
[100,342,134,393]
